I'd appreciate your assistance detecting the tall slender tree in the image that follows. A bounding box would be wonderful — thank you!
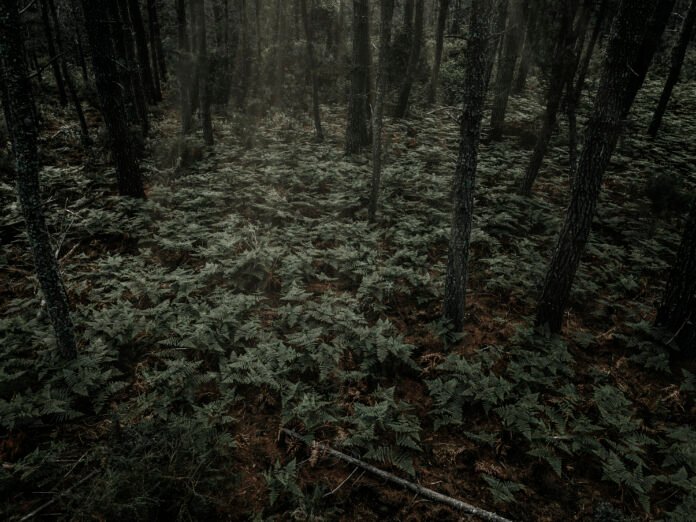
[427,0,449,104]
[513,0,537,93]
[300,0,323,142]
[369,0,395,223]
[0,0,77,359]
[394,0,424,118]
[38,0,67,106]
[443,0,497,332]
[345,0,371,154]
[128,0,160,103]
[195,0,214,145]
[535,0,657,333]
[648,0,696,137]
[80,0,146,198]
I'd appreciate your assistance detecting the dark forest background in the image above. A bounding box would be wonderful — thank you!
[1,0,696,520]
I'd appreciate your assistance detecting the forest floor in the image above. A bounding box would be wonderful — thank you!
[1,71,696,521]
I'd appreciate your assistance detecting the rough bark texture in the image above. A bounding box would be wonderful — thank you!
[0,0,77,359]
[369,0,395,223]
[345,0,371,154]
[443,0,496,332]
[300,0,323,142]
[648,0,696,137]
[655,200,696,352]
[394,0,424,118]
[535,0,656,333]
[195,0,214,145]
[427,0,449,104]
[81,0,146,198]
[489,0,526,139]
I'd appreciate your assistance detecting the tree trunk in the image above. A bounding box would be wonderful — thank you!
[648,0,696,137]
[489,0,526,139]
[655,200,696,352]
[485,0,509,92]
[443,0,496,332]
[108,0,141,127]
[345,0,371,154]
[369,0,395,223]
[45,0,91,146]
[573,0,608,106]
[300,0,324,141]
[621,0,676,118]
[148,0,167,81]
[81,0,146,198]
[427,0,449,104]
[513,0,537,93]
[535,0,656,333]
[39,0,67,106]
[128,0,159,103]
[394,0,424,118]
[0,0,77,359]
[195,0,214,145]
[147,0,163,97]
[519,0,584,196]
[176,0,193,134]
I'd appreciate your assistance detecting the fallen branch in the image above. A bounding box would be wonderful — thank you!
[281,428,513,522]
[19,469,99,521]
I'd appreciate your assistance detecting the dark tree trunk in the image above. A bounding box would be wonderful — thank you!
[519,0,584,195]
[345,0,371,154]
[107,0,140,126]
[74,27,90,85]
[195,0,214,145]
[147,0,167,81]
[648,0,696,137]
[117,0,150,136]
[655,200,696,352]
[147,0,163,97]
[369,0,395,223]
[272,0,285,105]
[489,0,526,139]
[45,0,91,146]
[427,0,449,104]
[621,0,676,118]
[513,0,537,93]
[300,0,324,142]
[535,0,656,333]
[176,0,194,133]
[39,0,67,106]
[128,0,159,102]
[573,0,608,105]
[403,0,414,35]
[234,0,252,109]
[394,0,424,118]
[81,0,146,198]
[443,0,496,332]
[485,0,509,91]
[0,0,77,359]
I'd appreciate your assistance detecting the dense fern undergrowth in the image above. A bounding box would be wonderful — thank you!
[2,71,696,521]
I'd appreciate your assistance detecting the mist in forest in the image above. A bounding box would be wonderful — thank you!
[1,0,696,520]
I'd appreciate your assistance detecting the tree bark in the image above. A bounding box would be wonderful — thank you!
[648,0,696,137]
[655,200,696,352]
[489,0,526,139]
[573,0,608,107]
[148,0,167,81]
[369,0,395,223]
[535,0,656,333]
[176,0,193,134]
[427,0,449,104]
[394,0,424,118]
[147,0,163,97]
[128,0,160,103]
[39,0,67,106]
[300,0,324,142]
[81,0,146,198]
[0,0,77,359]
[513,0,537,93]
[345,0,371,154]
[195,0,214,145]
[443,0,496,332]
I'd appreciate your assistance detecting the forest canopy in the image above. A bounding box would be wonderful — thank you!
[1,0,695,520]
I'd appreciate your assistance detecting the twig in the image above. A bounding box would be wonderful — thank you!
[19,469,99,521]
[282,429,513,522]
[324,466,359,497]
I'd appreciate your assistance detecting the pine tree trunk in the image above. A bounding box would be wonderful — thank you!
[45,0,91,146]
[648,0,696,137]
[394,0,424,118]
[489,0,526,139]
[195,0,214,145]
[128,0,160,103]
[655,200,696,352]
[39,0,67,106]
[513,0,537,93]
[176,0,193,134]
[0,0,77,359]
[148,0,168,81]
[300,0,324,142]
[345,0,371,154]
[535,0,656,333]
[485,0,509,92]
[426,0,449,104]
[443,0,496,332]
[81,0,146,198]
[573,0,608,106]
[369,0,395,223]
[108,0,141,127]
[148,0,163,99]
